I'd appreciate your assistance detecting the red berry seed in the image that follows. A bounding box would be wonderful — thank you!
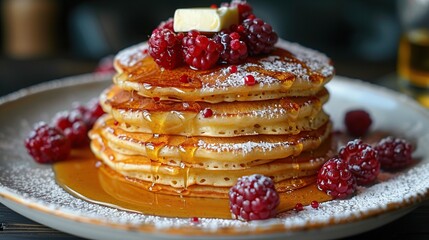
[244,75,256,86]
[311,201,319,209]
[229,65,238,73]
[153,97,160,102]
[25,122,71,164]
[180,74,190,83]
[191,217,199,223]
[202,108,213,118]
[294,203,304,212]
[339,139,380,185]
[229,174,280,221]
[375,136,413,169]
[344,109,372,137]
[317,157,357,199]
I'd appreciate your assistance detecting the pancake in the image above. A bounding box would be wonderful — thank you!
[113,39,334,103]
[101,85,330,136]
[90,115,332,170]
[90,36,335,200]
[91,132,334,196]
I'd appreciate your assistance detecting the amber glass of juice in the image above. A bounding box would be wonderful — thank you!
[397,0,429,107]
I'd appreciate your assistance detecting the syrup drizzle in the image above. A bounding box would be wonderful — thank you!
[53,148,332,219]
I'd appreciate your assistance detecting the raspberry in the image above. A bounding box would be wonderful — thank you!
[25,122,71,164]
[229,174,279,221]
[344,109,372,137]
[80,98,105,128]
[213,31,248,64]
[317,157,356,199]
[149,28,183,69]
[230,0,253,22]
[375,136,413,169]
[53,110,89,148]
[339,139,380,185]
[182,30,223,70]
[240,18,278,55]
[153,18,174,33]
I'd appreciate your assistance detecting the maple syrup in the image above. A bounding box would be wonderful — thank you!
[53,147,332,219]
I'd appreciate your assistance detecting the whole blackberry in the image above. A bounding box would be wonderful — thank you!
[182,30,223,70]
[213,31,248,64]
[229,174,279,221]
[25,122,71,163]
[240,17,278,55]
[149,28,183,69]
[375,136,413,169]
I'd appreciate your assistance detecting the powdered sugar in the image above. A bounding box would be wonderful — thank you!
[1,76,429,239]
[197,139,288,155]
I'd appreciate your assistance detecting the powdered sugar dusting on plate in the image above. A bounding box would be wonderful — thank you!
[1,76,429,238]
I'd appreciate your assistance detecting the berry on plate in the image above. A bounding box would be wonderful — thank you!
[53,110,89,148]
[339,139,380,185]
[317,157,357,199]
[25,122,71,164]
[344,109,372,137]
[229,174,279,221]
[375,136,413,170]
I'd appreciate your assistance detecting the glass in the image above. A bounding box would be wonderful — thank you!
[397,0,429,107]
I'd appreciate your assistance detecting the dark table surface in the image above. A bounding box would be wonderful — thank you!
[1,59,428,239]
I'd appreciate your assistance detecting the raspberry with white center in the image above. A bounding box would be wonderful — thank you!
[344,109,372,137]
[229,174,279,221]
[375,136,413,169]
[149,28,183,69]
[240,17,278,55]
[213,30,248,64]
[25,122,71,164]
[230,0,253,22]
[153,18,174,33]
[317,157,356,199]
[182,30,223,70]
[339,139,380,185]
[53,110,89,148]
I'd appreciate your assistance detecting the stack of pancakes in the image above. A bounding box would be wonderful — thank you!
[90,39,335,198]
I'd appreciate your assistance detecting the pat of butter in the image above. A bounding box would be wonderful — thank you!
[173,7,238,32]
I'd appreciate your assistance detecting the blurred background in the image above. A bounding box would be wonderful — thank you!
[0,0,403,96]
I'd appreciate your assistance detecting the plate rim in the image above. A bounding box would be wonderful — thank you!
[1,74,429,239]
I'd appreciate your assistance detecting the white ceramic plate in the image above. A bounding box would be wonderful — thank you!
[0,74,429,240]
